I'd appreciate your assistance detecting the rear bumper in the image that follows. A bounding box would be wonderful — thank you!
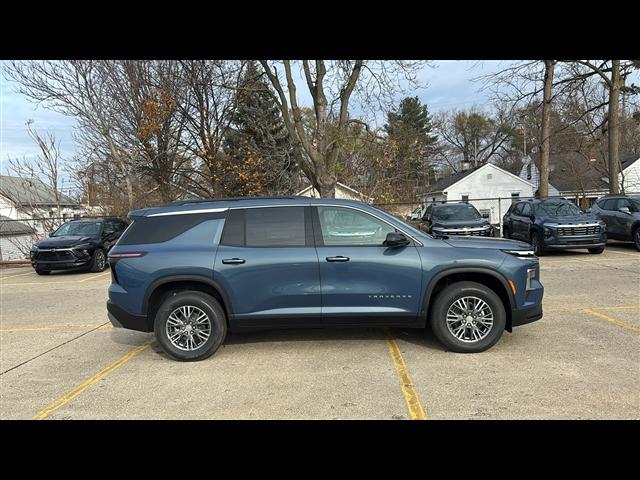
[107,300,151,332]
[511,303,543,327]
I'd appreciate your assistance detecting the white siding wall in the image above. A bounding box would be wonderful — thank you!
[298,184,367,201]
[0,234,36,261]
[621,159,640,193]
[443,164,536,225]
[518,160,560,196]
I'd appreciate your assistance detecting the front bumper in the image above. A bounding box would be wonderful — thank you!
[543,239,606,249]
[107,300,151,332]
[31,258,92,271]
[511,303,543,327]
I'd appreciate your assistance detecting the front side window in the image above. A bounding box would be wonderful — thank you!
[245,207,306,247]
[317,207,395,246]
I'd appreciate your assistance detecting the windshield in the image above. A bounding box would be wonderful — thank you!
[53,221,101,237]
[432,204,481,221]
[534,202,583,217]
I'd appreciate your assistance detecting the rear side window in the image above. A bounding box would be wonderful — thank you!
[521,203,532,216]
[220,207,307,247]
[118,212,225,245]
[512,203,523,215]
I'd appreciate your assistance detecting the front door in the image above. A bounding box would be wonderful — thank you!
[214,206,322,329]
[313,206,423,326]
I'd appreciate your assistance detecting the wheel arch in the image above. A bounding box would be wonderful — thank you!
[143,275,232,331]
[422,267,515,331]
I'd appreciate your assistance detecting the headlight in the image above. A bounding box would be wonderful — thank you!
[31,245,39,251]
[502,249,536,259]
[543,226,552,236]
[482,225,492,229]
[74,243,92,250]
[599,222,606,231]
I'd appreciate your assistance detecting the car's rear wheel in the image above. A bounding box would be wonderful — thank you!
[429,281,506,353]
[35,269,50,276]
[531,231,545,256]
[89,248,107,272]
[588,247,605,254]
[154,291,227,361]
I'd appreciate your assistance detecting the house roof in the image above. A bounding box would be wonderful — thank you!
[0,175,78,207]
[528,153,609,193]
[621,153,640,170]
[425,166,483,193]
[0,215,36,236]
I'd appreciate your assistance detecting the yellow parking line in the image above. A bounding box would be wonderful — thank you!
[582,308,640,334]
[0,270,34,279]
[605,250,639,258]
[0,324,111,333]
[33,337,155,420]
[1,272,111,287]
[386,334,427,420]
[546,304,640,313]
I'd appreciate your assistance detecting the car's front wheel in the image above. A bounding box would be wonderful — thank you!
[531,231,545,256]
[154,291,227,361]
[89,248,107,272]
[429,281,506,353]
[588,247,605,254]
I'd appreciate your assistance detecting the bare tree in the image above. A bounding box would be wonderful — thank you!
[258,60,426,197]
[539,60,555,198]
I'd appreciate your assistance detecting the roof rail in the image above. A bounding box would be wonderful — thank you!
[162,196,306,207]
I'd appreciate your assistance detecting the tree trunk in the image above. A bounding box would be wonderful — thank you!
[608,60,621,194]
[539,60,555,199]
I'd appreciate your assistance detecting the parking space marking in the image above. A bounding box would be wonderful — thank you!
[33,337,155,420]
[583,308,640,334]
[0,270,34,279]
[0,272,111,287]
[0,324,111,333]
[546,304,640,313]
[386,333,427,420]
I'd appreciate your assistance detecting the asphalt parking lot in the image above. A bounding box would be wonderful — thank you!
[1,242,638,420]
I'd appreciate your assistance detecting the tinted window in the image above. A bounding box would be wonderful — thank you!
[245,207,305,247]
[521,203,532,216]
[103,220,118,234]
[512,203,523,215]
[118,212,224,245]
[317,206,395,246]
[599,198,617,210]
[616,198,637,211]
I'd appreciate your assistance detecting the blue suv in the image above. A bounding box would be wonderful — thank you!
[107,198,544,360]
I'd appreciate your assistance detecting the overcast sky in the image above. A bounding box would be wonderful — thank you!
[4,60,625,175]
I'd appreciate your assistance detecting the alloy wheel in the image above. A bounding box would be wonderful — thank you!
[166,305,212,351]
[446,296,494,343]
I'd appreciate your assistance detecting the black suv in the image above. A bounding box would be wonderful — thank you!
[590,195,640,251]
[30,217,128,275]
[502,198,607,256]
[421,202,494,237]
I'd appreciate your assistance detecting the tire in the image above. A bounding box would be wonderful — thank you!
[429,281,506,353]
[154,291,227,361]
[35,269,50,276]
[634,227,640,252]
[531,231,545,256]
[89,248,107,272]
[588,247,604,254]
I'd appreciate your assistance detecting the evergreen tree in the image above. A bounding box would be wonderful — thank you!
[224,62,299,195]
[383,97,438,186]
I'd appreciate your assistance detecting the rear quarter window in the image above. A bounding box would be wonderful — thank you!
[118,212,225,245]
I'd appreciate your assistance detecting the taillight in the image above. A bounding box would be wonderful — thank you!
[108,252,146,259]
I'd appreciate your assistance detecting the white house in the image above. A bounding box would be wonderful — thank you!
[0,215,36,261]
[621,154,640,193]
[296,182,373,203]
[419,163,536,226]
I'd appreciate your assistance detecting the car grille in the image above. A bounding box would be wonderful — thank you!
[446,230,492,237]
[37,250,76,261]
[557,225,601,237]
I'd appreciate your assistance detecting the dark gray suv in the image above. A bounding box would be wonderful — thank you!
[590,196,640,251]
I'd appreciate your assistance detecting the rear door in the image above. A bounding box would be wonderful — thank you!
[214,206,322,328]
[597,198,618,235]
[510,203,525,240]
[313,205,423,326]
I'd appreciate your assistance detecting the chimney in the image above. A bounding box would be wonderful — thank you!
[461,161,471,172]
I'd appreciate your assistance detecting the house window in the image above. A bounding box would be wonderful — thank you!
[486,173,493,180]
[461,195,469,203]
[511,193,520,204]
[526,164,532,180]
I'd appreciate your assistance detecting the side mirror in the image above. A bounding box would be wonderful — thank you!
[619,207,631,215]
[384,232,410,247]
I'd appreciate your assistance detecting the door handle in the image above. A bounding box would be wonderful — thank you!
[222,258,246,265]
[326,256,350,262]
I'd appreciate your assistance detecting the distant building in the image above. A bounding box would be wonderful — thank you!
[296,182,373,203]
[0,175,83,231]
[0,215,37,261]
[621,153,640,193]
[418,163,536,227]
